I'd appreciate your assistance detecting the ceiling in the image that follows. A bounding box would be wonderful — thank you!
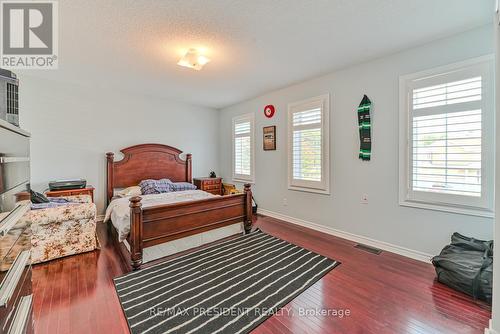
[22,0,494,109]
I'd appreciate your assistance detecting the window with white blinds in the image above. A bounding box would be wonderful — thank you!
[288,94,330,193]
[232,113,254,182]
[399,57,494,217]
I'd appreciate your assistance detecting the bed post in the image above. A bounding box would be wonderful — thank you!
[186,153,192,183]
[106,152,114,205]
[129,196,143,270]
[244,184,253,233]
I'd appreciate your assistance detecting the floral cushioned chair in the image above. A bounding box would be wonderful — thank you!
[20,195,98,264]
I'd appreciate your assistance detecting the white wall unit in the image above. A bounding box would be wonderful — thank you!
[218,25,494,257]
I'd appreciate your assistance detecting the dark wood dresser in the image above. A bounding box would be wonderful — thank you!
[193,177,223,195]
[0,119,33,334]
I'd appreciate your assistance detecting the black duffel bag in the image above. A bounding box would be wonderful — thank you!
[432,233,493,304]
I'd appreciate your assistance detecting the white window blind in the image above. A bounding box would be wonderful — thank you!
[413,77,482,110]
[412,109,482,197]
[288,94,330,193]
[292,108,322,182]
[399,56,494,217]
[232,113,254,182]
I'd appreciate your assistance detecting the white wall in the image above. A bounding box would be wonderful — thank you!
[218,25,494,257]
[491,9,500,334]
[19,76,220,213]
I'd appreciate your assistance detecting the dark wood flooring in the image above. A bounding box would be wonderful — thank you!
[32,215,491,334]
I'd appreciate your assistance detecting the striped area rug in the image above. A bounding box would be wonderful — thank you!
[114,229,339,334]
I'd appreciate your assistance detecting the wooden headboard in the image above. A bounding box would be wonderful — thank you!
[106,144,192,203]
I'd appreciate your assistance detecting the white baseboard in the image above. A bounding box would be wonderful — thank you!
[486,320,500,334]
[257,208,433,263]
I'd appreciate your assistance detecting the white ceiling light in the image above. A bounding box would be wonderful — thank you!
[177,48,210,71]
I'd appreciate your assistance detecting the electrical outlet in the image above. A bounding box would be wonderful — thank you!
[283,198,288,206]
[361,194,368,204]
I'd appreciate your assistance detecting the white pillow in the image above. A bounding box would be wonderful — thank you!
[114,186,142,198]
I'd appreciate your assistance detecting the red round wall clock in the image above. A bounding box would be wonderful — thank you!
[264,105,275,118]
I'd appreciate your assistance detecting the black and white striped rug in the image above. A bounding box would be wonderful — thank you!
[114,229,339,334]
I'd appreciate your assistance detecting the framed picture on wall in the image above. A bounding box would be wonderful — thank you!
[263,126,276,151]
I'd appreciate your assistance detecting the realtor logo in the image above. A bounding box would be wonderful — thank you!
[1,1,58,69]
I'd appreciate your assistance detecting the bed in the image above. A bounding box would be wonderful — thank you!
[105,143,252,271]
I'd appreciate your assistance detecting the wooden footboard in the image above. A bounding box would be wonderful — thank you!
[128,184,253,270]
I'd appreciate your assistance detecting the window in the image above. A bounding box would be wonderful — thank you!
[399,56,494,217]
[232,113,254,182]
[288,94,330,194]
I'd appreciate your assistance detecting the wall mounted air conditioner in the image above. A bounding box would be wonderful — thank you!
[0,69,19,127]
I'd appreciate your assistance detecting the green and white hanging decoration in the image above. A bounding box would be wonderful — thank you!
[357,95,372,161]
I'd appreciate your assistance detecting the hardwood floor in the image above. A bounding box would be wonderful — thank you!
[32,215,491,334]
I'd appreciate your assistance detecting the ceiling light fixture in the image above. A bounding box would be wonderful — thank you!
[177,48,210,71]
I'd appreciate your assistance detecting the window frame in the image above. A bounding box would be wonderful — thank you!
[287,94,330,194]
[232,112,255,183]
[398,56,495,217]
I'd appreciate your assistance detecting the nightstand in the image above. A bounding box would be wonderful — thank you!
[193,177,223,195]
[45,186,95,203]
